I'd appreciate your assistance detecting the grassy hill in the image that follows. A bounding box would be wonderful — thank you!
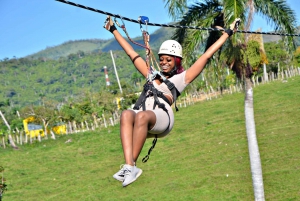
[26,27,175,60]
[2,76,300,200]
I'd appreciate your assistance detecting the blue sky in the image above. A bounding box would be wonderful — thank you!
[0,0,299,59]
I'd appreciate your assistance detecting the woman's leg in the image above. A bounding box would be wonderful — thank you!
[132,111,156,163]
[120,110,156,165]
[120,110,136,166]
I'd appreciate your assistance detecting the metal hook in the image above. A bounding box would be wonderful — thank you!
[138,16,149,32]
[114,15,125,29]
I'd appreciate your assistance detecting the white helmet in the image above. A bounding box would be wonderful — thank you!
[158,40,182,58]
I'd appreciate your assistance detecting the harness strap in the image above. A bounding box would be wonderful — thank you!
[133,83,171,110]
[142,136,157,163]
[133,83,149,110]
[163,79,181,111]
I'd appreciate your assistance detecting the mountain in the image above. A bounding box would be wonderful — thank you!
[262,26,300,45]
[26,27,175,60]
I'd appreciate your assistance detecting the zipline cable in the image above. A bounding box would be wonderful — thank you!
[55,0,300,37]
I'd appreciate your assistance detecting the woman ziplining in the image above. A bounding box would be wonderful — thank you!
[103,15,241,187]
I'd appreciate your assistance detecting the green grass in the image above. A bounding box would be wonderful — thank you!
[2,76,300,201]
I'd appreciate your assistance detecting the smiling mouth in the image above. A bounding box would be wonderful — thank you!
[161,66,170,70]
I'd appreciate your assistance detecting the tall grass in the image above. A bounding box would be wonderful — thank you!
[1,76,300,201]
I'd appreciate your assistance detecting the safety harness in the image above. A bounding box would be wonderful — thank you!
[133,71,181,162]
[112,16,181,162]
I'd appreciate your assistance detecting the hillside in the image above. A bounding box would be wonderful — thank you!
[0,26,175,108]
[26,27,175,60]
[262,26,300,45]
[0,25,299,108]
[1,76,300,200]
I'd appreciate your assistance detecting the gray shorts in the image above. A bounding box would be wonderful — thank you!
[132,96,174,138]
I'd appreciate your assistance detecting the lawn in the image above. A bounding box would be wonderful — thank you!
[1,76,300,201]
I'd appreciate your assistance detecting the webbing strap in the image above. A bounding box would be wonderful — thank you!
[133,83,171,110]
[142,136,157,163]
[163,79,180,111]
[133,84,148,110]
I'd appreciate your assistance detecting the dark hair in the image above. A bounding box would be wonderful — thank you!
[175,57,184,74]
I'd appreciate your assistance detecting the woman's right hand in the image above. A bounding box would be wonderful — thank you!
[225,18,241,37]
[103,15,117,33]
[229,18,241,33]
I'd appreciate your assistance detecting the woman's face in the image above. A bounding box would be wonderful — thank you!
[159,55,175,73]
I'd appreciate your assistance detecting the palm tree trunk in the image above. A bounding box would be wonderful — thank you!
[8,134,18,149]
[1,136,5,149]
[0,110,19,149]
[244,78,265,201]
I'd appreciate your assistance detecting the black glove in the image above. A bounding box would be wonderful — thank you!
[225,18,241,37]
[103,16,117,33]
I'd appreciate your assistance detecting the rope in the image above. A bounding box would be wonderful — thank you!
[113,16,159,76]
[56,0,300,37]
[114,18,150,52]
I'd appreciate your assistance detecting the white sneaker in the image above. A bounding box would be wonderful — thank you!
[122,164,143,187]
[113,164,125,182]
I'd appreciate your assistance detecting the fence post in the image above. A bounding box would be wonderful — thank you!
[25,132,28,144]
[102,114,107,128]
[109,117,114,126]
[85,121,90,130]
[1,135,5,149]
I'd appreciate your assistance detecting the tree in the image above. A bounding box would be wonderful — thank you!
[265,40,291,73]
[21,99,60,139]
[294,46,300,65]
[163,0,297,200]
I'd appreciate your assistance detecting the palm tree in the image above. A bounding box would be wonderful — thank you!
[163,0,297,200]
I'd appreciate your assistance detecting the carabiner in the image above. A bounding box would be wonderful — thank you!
[138,16,149,32]
[114,16,125,29]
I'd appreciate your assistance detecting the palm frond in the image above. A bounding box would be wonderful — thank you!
[254,0,297,49]
[223,0,246,26]
[162,0,188,20]
[254,0,297,34]
[172,0,222,59]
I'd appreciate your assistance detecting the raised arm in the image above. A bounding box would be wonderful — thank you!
[104,16,148,77]
[185,18,240,84]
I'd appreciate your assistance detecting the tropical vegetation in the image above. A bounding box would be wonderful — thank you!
[163,0,298,200]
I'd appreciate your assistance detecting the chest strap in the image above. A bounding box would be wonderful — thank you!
[133,80,180,111]
[163,79,180,111]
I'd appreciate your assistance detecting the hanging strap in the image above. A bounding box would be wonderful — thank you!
[142,136,157,163]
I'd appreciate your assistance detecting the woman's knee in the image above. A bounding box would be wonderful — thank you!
[120,110,135,124]
[135,111,155,126]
